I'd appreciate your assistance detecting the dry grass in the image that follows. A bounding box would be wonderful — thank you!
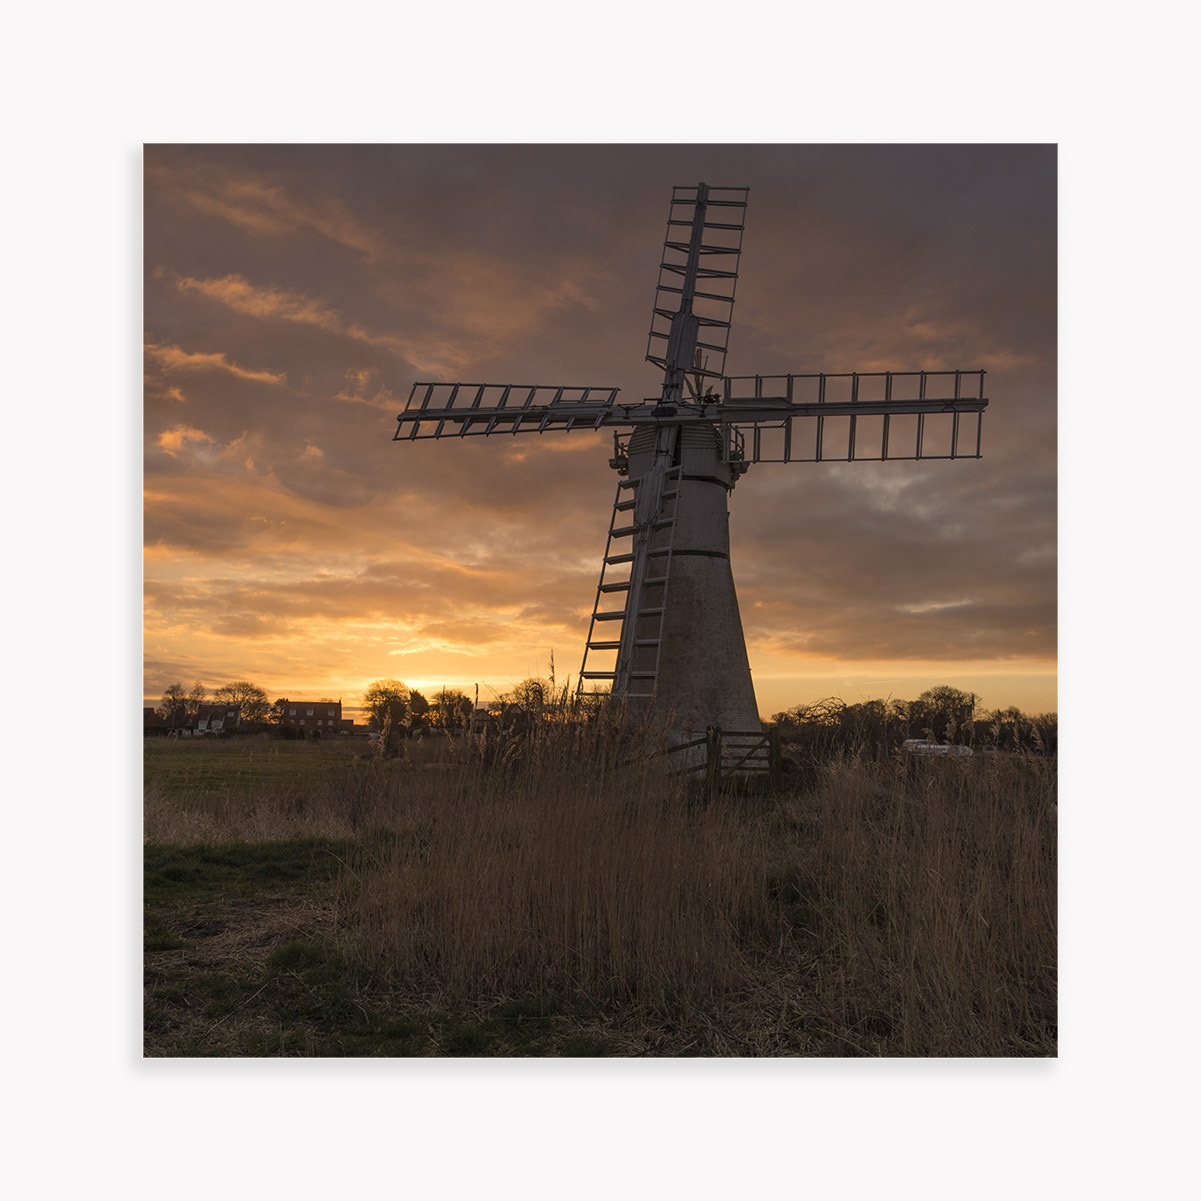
[348,737,771,1009]
[144,889,343,1057]
[771,755,1057,1054]
[144,728,1056,1055]
[144,768,385,844]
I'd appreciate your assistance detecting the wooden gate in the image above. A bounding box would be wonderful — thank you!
[664,725,783,790]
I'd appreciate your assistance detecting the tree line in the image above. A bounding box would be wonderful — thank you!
[155,678,1055,756]
[772,686,1057,757]
[154,678,484,738]
[156,681,271,730]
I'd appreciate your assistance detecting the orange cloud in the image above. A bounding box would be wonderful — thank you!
[145,163,389,260]
[334,367,399,413]
[901,314,1040,372]
[173,272,343,329]
[145,340,286,385]
[164,270,469,374]
[148,163,610,372]
[427,253,604,345]
[156,425,214,458]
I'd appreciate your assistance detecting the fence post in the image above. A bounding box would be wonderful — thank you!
[706,725,722,795]
[769,724,782,791]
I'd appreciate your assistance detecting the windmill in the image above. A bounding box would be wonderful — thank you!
[393,183,988,757]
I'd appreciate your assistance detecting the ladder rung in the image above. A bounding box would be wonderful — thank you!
[661,244,738,260]
[608,483,677,503]
[594,611,627,621]
[634,638,662,647]
[587,641,621,650]
[619,516,677,535]
[636,607,665,617]
[579,671,616,679]
[611,520,671,537]
[629,672,658,679]
[598,581,629,593]
[655,284,735,303]
[605,552,635,565]
[665,218,744,232]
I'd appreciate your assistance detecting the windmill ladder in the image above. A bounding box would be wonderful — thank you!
[578,466,683,701]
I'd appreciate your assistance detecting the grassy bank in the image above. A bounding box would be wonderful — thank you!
[144,732,1056,1056]
[144,838,624,1056]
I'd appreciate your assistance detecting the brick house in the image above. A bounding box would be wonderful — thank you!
[282,700,343,733]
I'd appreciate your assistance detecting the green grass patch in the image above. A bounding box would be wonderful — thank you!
[144,839,351,908]
[144,738,368,796]
[144,836,624,1057]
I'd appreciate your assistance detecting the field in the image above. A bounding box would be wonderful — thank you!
[143,730,1057,1057]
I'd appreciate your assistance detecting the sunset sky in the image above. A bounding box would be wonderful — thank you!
[143,144,1056,720]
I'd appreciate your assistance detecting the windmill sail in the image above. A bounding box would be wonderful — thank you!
[720,370,987,463]
[394,383,621,439]
[646,184,749,386]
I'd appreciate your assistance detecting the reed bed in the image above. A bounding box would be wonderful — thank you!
[144,728,1056,1055]
[347,729,772,1008]
[775,754,1057,1054]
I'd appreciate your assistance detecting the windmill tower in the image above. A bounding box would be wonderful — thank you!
[394,183,988,754]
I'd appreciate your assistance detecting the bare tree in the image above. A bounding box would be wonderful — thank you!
[186,683,207,725]
[158,683,188,731]
[213,680,269,723]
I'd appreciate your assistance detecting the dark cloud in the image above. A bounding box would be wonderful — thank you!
[143,145,1056,712]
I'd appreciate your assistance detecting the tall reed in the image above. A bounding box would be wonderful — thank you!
[346,722,774,1007]
[773,753,1057,1054]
